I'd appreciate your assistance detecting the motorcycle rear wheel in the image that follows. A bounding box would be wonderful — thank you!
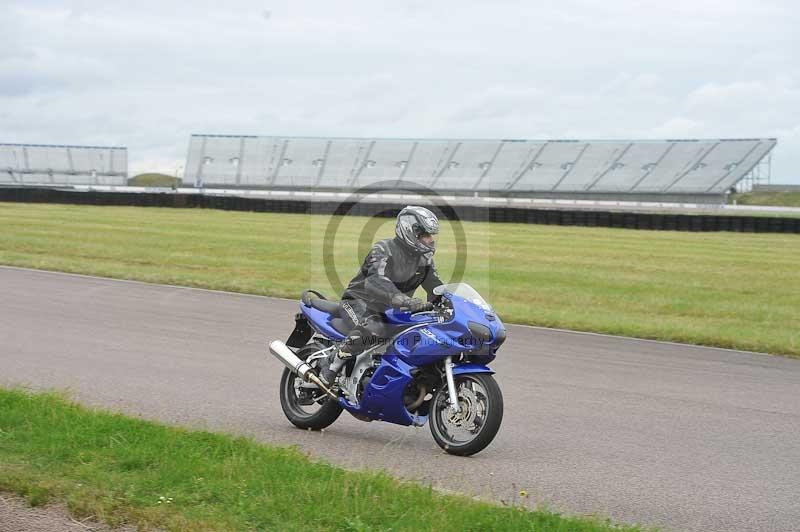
[429,373,503,456]
[279,343,343,430]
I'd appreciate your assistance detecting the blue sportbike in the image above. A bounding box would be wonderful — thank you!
[268,283,506,456]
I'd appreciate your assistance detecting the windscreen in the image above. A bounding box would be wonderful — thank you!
[433,283,492,311]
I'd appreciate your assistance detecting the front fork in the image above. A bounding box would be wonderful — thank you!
[444,356,461,413]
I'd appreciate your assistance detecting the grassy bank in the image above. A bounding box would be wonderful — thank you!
[0,202,798,356]
[0,388,641,531]
[128,173,182,187]
[733,190,800,208]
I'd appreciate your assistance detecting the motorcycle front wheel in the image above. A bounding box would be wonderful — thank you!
[429,372,503,456]
[279,343,343,430]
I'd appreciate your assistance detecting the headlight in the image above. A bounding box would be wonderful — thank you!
[467,321,492,342]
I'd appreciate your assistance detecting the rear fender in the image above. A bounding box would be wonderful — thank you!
[286,313,314,348]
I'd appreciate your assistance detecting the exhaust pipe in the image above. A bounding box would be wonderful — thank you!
[268,340,338,400]
[269,340,313,378]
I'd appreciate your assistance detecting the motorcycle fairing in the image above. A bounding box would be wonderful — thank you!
[383,308,439,326]
[338,353,427,426]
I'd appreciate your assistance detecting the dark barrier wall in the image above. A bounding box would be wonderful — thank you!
[1,187,798,234]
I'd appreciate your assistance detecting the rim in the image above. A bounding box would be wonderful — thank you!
[432,374,490,446]
[281,357,329,418]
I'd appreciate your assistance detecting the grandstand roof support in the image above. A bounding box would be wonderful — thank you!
[395,141,418,187]
[585,142,634,191]
[505,142,548,191]
[628,142,675,192]
[663,141,720,192]
[235,137,245,186]
[473,142,506,190]
[349,140,376,188]
[194,136,207,186]
[269,139,289,186]
[22,146,30,173]
[429,142,462,188]
[313,140,332,187]
[550,143,589,190]
[705,140,763,193]
[66,148,75,175]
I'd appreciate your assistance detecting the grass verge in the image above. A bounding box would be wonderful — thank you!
[0,202,798,357]
[128,173,182,187]
[733,190,800,208]
[0,388,642,531]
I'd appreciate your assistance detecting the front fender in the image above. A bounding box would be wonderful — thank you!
[452,363,494,376]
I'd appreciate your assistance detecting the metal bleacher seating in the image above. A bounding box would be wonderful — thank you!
[184,135,777,203]
[0,143,127,186]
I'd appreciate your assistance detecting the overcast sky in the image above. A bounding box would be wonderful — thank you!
[2,0,798,183]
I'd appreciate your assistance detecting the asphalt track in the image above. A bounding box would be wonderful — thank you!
[1,266,799,532]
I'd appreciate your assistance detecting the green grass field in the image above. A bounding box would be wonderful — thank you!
[0,388,642,531]
[733,190,800,208]
[1,202,798,357]
[128,173,182,187]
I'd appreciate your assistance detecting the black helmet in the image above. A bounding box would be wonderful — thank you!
[395,205,439,255]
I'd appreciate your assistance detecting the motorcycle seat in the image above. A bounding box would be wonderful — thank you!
[300,289,364,336]
[329,317,353,335]
[301,289,342,316]
[309,297,340,314]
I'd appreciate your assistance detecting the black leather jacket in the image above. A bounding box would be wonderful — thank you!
[342,237,443,312]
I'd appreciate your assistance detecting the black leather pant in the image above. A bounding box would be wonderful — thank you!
[339,298,391,355]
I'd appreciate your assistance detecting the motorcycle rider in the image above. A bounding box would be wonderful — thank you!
[319,205,444,385]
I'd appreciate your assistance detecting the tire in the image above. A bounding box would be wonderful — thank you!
[279,343,343,430]
[429,373,503,456]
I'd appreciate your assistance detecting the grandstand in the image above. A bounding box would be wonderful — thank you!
[0,143,127,186]
[184,135,776,204]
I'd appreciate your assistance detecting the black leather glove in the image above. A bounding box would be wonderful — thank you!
[391,294,427,313]
[406,297,428,313]
[390,293,410,309]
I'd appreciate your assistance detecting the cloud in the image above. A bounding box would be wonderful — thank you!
[650,117,706,138]
[685,79,800,129]
[0,0,798,182]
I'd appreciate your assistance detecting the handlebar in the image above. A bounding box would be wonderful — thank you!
[397,301,436,314]
[416,301,435,313]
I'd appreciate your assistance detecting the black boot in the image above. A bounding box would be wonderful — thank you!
[317,352,339,386]
[318,332,362,386]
